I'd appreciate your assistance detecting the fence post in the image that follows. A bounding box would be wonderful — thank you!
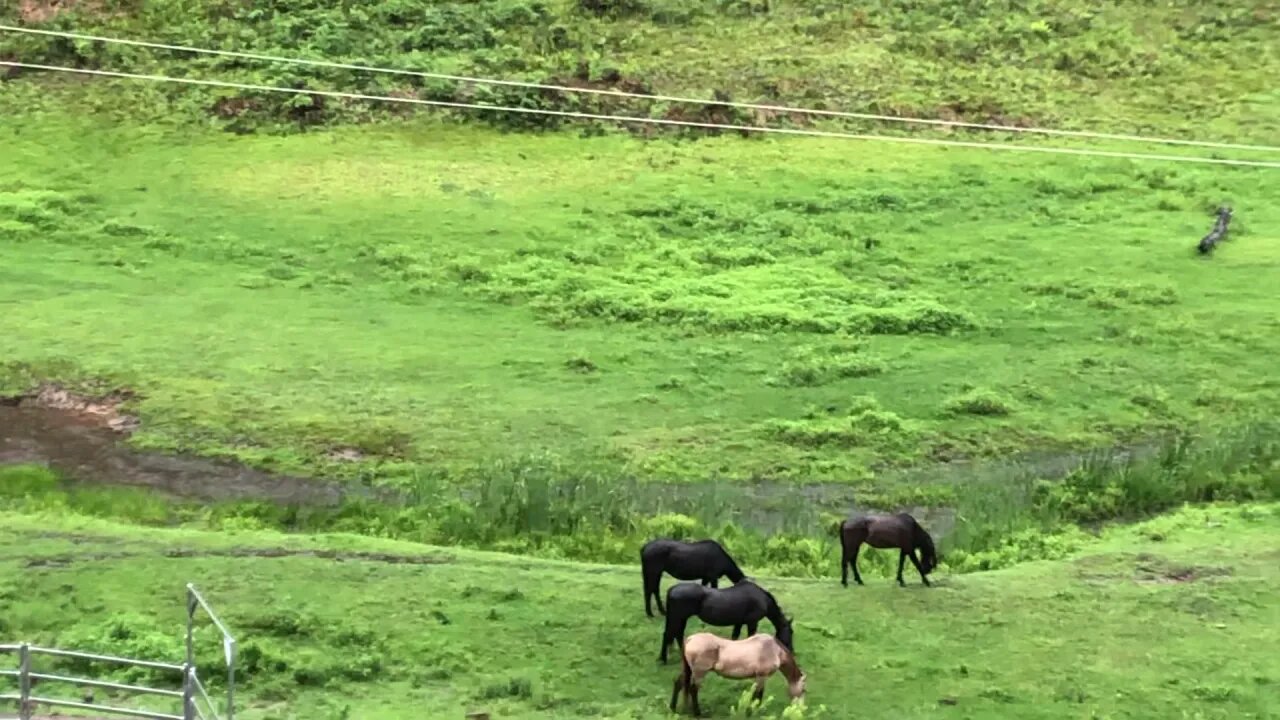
[225,638,236,720]
[182,664,195,720]
[17,643,31,720]
[185,586,198,670]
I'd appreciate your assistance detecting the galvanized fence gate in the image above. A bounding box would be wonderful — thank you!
[1,583,237,720]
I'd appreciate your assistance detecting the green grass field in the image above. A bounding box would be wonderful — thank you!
[1,503,1278,719]
[3,3,1280,719]
[3,113,1279,482]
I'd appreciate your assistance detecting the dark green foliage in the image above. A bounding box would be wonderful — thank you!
[2,0,1276,140]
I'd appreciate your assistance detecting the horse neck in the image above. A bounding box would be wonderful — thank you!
[912,520,935,558]
[723,556,746,583]
[779,650,802,684]
[763,596,785,626]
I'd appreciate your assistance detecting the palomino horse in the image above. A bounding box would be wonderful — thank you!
[840,512,938,587]
[670,632,806,717]
[640,538,746,617]
[658,580,792,664]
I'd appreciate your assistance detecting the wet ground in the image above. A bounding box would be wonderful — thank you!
[0,405,364,506]
[0,403,1155,537]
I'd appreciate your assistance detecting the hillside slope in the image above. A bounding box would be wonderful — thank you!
[2,0,1279,140]
[1,504,1278,719]
[1,1,1279,483]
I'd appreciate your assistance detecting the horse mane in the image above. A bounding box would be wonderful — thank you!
[778,645,802,684]
[756,584,789,627]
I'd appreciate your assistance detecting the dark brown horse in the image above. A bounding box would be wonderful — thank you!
[840,512,938,587]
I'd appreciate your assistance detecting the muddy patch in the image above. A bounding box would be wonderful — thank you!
[0,404,392,506]
[1133,553,1232,584]
[5,383,139,434]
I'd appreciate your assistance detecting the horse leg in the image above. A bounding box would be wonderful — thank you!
[709,577,719,589]
[897,550,908,586]
[670,672,684,712]
[689,681,702,718]
[659,614,679,664]
[851,542,865,585]
[746,620,758,637]
[644,567,662,618]
[751,677,766,704]
[841,545,850,587]
[665,616,688,665]
[732,623,742,640]
[908,549,932,587]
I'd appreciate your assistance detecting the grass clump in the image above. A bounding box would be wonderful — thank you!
[766,346,886,387]
[944,388,1016,417]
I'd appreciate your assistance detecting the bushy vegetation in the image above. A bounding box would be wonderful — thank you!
[3,0,1277,143]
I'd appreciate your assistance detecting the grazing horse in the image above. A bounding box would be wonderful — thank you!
[640,539,746,617]
[840,512,938,587]
[670,632,806,717]
[658,580,792,664]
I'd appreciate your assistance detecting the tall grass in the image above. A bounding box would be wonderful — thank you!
[3,422,1277,577]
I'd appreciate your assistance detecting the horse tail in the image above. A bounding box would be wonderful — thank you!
[910,516,937,572]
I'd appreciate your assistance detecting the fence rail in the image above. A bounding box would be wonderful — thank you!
[2,584,236,720]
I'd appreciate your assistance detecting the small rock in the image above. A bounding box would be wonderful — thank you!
[939,697,958,706]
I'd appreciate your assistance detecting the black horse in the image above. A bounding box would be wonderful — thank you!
[840,512,938,587]
[641,539,746,617]
[658,580,793,664]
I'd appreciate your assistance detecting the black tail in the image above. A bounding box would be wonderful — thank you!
[910,517,937,574]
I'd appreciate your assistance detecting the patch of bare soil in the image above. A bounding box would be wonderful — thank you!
[1074,552,1232,584]
[6,383,139,434]
[18,0,97,23]
[0,402,393,507]
[1133,553,1232,584]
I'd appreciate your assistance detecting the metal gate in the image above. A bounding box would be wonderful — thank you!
[1,584,237,720]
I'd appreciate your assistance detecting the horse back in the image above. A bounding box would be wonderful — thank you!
[840,515,873,542]
[701,634,785,679]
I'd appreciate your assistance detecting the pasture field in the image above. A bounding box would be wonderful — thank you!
[3,113,1280,485]
[1,502,1278,719]
[2,3,1280,718]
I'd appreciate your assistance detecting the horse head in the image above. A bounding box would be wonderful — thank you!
[787,671,807,700]
[921,552,938,575]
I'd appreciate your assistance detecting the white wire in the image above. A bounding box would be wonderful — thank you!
[3,23,1278,155]
[4,61,1279,169]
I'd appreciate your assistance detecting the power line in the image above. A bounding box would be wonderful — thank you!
[5,59,1279,170]
[3,23,1278,155]
[5,61,1279,169]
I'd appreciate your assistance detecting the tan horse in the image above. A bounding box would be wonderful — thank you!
[670,632,806,717]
